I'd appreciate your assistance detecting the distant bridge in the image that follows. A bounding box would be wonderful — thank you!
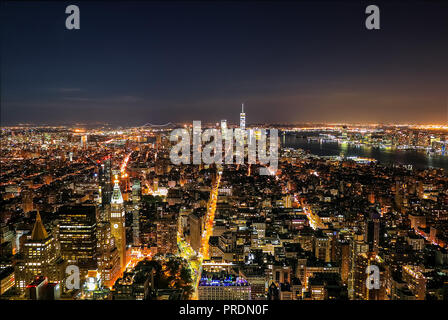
[139,122,176,128]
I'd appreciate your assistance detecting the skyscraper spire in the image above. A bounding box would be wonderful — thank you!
[31,210,48,240]
[240,103,246,130]
[110,176,126,270]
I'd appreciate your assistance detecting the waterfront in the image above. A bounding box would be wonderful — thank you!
[282,134,448,170]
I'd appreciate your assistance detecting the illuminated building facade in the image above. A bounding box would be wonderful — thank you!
[132,179,141,246]
[99,159,113,220]
[221,119,227,138]
[97,222,121,288]
[156,217,178,255]
[80,135,88,149]
[353,253,387,300]
[110,178,126,270]
[314,232,331,263]
[240,103,246,130]
[21,190,34,213]
[365,209,383,253]
[15,212,65,293]
[26,276,61,300]
[0,267,15,296]
[402,265,426,300]
[198,272,251,300]
[189,212,202,253]
[57,205,98,276]
[348,232,369,298]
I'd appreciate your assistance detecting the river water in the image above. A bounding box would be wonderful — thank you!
[282,133,448,170]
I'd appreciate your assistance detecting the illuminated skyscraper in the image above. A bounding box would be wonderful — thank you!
[57,205,98,276]
[110,177,126,271]
[21,190,34,213]
[131,179,141,246]
[339,240,350,285]
[235,103,247,161]
[81,135,88,149]
[189,212,202,253]
[156,217,178,255]
[240,103,246,130]
[97,222,121,288]
[314,231,331,263]
[99,159,113,205]
[353,253,386,300]
[365,209,383,254]
[348,232,369,299]
[15,212,65,293]
[221,119,227,137]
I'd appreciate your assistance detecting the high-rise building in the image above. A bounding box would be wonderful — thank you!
[314,231,331,263]
[21,190,34,213]
[131,179,141,246]
[0,267,15,296]
[221,120,227,137]
[99,159,113,207]
[15,212,65,293]
[365,208,383,254]
[348,232,369,299]
[80,135,88,148]
[402,265,426,300]
[339,240,350,285]
[131,179,141,203]
[97,222,121,288]
[0,224,14,255]
[156,217,178,255]
[57,205,98,275]
[110,177,126,271]
[240,103,246,130]
[189,212,202,253]
[156,133,162,150]
[353,253,386,300]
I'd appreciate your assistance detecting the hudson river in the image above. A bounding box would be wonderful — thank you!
[282,134,448,170]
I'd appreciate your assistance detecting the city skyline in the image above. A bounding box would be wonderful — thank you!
[1,0,448,306]
[1,1,448,126]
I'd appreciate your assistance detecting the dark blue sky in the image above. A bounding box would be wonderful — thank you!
[1,1,447,126]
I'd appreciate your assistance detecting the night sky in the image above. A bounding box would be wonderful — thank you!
[1,1,447,126]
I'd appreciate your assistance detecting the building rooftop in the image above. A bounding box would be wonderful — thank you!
[199,272,249,287]
[31,211,48,241]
